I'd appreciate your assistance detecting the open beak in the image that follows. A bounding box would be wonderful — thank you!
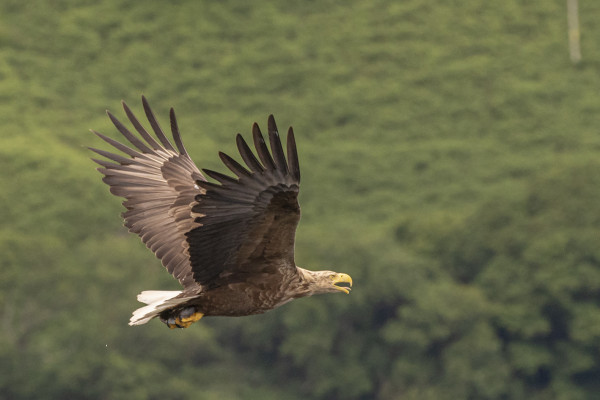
[332,273,353,294]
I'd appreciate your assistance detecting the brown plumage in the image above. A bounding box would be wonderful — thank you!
[90,97,352,328]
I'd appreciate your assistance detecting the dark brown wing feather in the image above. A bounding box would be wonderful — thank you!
[90,96,204,288]
[187,116,301,288]
[92,100,301,291]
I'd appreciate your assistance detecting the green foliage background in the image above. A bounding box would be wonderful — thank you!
[1,0,600,399]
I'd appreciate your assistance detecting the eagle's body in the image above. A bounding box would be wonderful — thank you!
[90,97,352,328]
[167,266,303,317]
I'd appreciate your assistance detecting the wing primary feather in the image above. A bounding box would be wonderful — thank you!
[194,180,230,193]
[267,115,289,174]
[121,101,163,150]
[141,95,176,152]
[90,158,119,168]
[88,147,133,164]
[194,180,251,200]
[194,192,250,206]
[252,122,276,170]
[91,130,147,159]
[106,111,153,153]
[203,168,239,185]
[286,126,301,183]
[170,108,188,156]
[219,152,253,178]
[236,134,264,172]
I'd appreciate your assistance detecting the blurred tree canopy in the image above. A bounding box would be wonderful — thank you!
[1,0,600,399]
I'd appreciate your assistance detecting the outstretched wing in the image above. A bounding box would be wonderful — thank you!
[188,115,302,288]
[90,96,204,288]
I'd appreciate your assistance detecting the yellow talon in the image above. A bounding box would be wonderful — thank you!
[163,308,204,329]
[179,312,204,327]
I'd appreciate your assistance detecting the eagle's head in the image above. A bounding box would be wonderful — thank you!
[297,268,353,295]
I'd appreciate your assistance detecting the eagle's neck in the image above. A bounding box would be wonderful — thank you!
[294,267,323,297]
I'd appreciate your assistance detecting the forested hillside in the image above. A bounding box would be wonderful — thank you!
[2,1,600,399]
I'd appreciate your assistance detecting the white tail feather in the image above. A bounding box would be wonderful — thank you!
[137,290,181,305]
[129,290,185,326]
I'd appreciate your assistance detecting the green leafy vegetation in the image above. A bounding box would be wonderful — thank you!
[2,0,600,398]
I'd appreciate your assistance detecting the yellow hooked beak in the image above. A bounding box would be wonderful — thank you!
[331,273,353,294]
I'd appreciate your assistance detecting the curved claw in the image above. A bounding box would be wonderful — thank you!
[161,307,204,329]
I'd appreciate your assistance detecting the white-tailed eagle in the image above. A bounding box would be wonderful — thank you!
[89,97,352,328]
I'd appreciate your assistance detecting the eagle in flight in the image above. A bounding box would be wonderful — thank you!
[90,97,352,329]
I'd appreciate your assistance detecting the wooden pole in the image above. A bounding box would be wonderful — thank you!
[567,0,581,64]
